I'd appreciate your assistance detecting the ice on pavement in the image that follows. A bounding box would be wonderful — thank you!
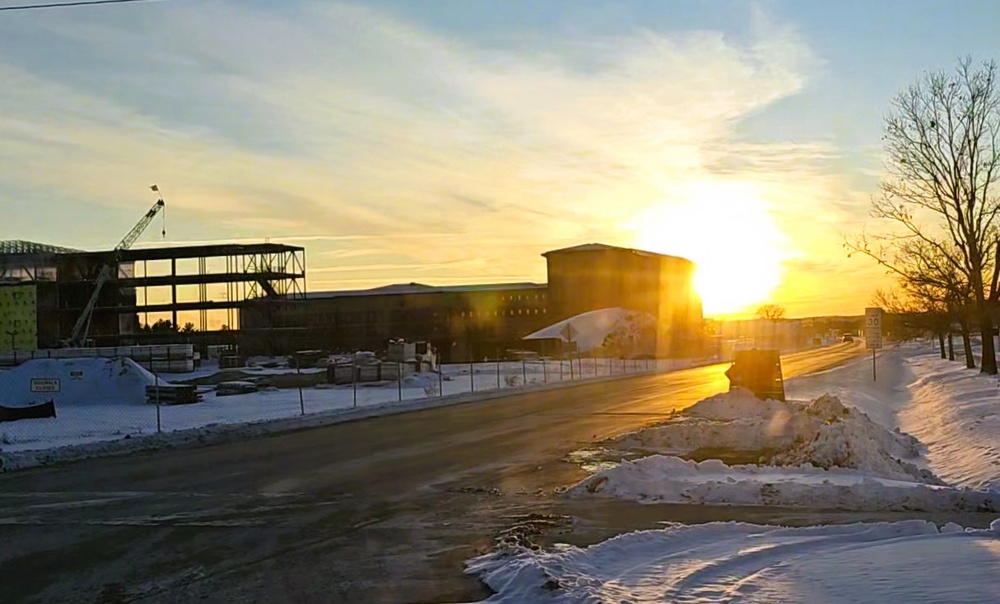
[467,520,1000,603]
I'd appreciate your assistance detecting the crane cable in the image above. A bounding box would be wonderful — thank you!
[0,0,161,12]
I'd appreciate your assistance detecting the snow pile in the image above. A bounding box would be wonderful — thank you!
[613,391,929,483]
[572,455,996,511]
[0,357,157,407]
[467,520,1000,603]
[900,352,1000,490]
[522,308,655,352]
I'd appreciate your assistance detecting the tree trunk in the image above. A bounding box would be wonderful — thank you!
[959,315,976,369]
[948,331,955,361]
[938,331,947,358]
[979,309,998,374]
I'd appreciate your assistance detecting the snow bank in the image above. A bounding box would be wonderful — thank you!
[614,391,929,483]
[467,520,1000,603]
[0,357,157,407]
[522,308,654,352]
[900,351,1000,491]
[572,455,996,511]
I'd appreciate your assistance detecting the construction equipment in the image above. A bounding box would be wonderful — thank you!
[725,349,785,401]
[64,187,166,347]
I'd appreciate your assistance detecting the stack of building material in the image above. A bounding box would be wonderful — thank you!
[215,381,258,397]
[146,383,199,405]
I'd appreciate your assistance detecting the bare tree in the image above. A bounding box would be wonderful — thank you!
[755,304,786,321]
[849,57,1000,373]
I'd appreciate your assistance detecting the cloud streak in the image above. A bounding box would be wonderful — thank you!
[0,1,882,315]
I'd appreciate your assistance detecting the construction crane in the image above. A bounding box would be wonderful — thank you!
[65,187,166,347]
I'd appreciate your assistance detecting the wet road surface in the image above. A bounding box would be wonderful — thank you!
[2,344,934,604]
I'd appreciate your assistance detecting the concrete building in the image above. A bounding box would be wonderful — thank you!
[243,242,703,361]
[545,244,703,357]
[241,282,551,361]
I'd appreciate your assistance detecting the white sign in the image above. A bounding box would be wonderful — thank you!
[865,307,883,349]
[30,378,61,393]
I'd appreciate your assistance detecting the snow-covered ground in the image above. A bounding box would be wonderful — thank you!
[0,357,688,455]
[468,520,1000,603]
[468,343,1000,602]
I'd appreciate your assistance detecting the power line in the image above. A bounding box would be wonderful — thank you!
[0,0,159,12]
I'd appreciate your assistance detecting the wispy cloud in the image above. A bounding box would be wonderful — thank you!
[0,0,879,313]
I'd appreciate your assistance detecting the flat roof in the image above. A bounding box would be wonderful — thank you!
[542,242,694,264]
[62,242,304,262]
[306,282,546,299]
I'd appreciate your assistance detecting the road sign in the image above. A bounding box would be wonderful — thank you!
[30,378,60,393]
[560,322,578,343]
[865,307,883,349]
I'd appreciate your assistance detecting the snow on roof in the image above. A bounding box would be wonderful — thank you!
[0,240,82,256]
[306,282,546,299]
[523,307,654,352]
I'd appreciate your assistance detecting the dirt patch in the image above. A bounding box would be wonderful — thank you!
[494,513,574,550]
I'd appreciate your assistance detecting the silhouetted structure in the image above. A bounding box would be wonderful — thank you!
[243,243,704,361]
[0,240,304,349]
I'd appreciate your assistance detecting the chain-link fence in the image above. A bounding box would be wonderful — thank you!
[0,354,691,457]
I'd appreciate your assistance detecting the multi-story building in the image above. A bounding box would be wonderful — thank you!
[544,243,703,357]
[242,282,551,360]
[243,242,704,361]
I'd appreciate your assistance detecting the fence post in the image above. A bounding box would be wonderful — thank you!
[470,362,475,392]
[438,364,443,397]
[569,354,575,380]
[560,358,564,381]
[543,360,548,383]
[154,372,162,434]
[497,360,501,389]
[522,359,527,386]
[297,359,305,416]
[398,362,403,402]
[352,359,357,408]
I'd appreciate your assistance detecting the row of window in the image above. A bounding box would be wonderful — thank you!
[458,308,547,318]
[500,294,546,302]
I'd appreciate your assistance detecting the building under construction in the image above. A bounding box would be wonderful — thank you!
[1,238,702,362]
[0,240,306,350]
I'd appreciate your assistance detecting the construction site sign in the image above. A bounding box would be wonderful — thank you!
[865,307,883,349]
[30,378,60,393]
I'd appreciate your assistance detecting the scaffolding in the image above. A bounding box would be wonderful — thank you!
[1,241,306,347]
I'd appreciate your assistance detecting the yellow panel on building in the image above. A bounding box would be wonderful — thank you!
[0,284,38,351]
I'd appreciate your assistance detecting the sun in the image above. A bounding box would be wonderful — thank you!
[630,181,788,317]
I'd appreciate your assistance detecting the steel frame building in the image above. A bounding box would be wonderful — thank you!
[0,241,306,348]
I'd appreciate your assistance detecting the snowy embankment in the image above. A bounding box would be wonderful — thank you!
[571,344,1000,512]
[468,520,1000,603]
[469,346,1000,602]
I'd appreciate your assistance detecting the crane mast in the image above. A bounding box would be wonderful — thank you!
[65,195,165,347]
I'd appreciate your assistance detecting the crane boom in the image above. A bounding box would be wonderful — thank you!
[65,198,165,347]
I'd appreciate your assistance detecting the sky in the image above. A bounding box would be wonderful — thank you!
[1,0,999,319]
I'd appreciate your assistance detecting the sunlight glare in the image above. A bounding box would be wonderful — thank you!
[631,182,788,317]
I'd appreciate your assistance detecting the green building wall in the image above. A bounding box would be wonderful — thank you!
[0,284,38,351]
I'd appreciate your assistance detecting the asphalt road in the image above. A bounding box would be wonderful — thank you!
[0,344,866,604]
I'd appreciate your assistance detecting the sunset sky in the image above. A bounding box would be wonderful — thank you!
[2,0,998,318]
